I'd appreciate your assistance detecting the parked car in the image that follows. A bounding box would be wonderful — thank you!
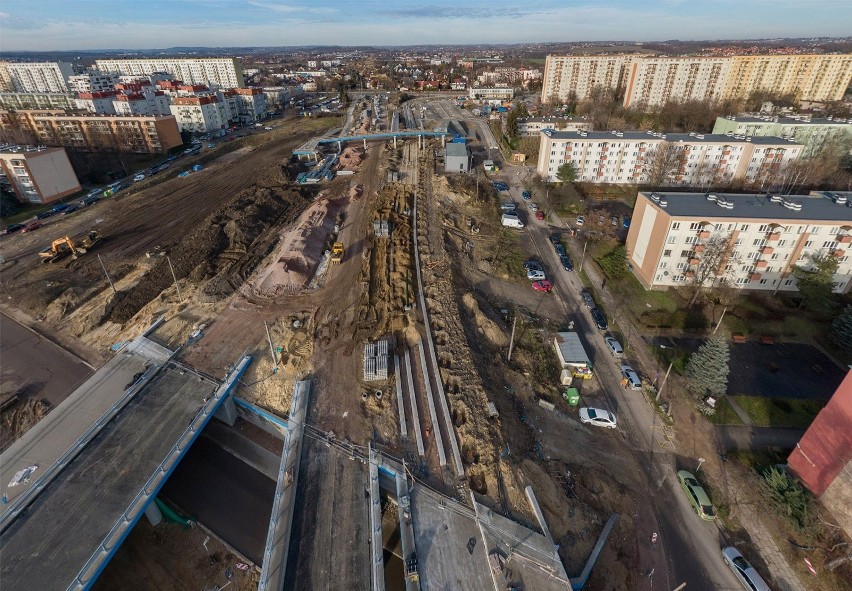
[677,470,716,521]
[524,259,543,271]
[528,202,539,212]
[62,205,79,215]
[721,546,770,591]
[80,194,101,206]
[50,203,70,214]
[522,191,531,201]
[579,407,617,429]
[527,269,546,281]
[549,234,562,246]
[581,291,595,308]
[604,336,623,357]
[3,223,24,234]
[501,202,517,212]
[36,210,57,220]
[178,171,191,177]
[554,243,566,256]
[620,364,642,390]
[611,216,618,226]
[623,217,631,229]
[535,211,545,221]
[559,254,573,271]
[21,220,41,232]
[576,215,585,226]
[591,308,608,330]
[532,280,553,293]
[134,173,146,182]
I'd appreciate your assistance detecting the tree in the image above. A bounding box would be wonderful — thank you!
[761,466,812,531]
[598,246,628,280]
[684,335,730,399]
[686,232,739,306]
[556,162,577,184]
[830,306,852,352]
[505,103,529,141]
[793,252,840,316]
[641,142,687,187]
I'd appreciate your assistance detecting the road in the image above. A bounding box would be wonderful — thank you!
[493,164,743,591]
[0,312,93,408]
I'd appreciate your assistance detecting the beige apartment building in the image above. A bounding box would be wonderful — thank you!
[0,110,182,154]
[625,191,852,294]
[0,145,81,204]
[543,53,852,108]
[95,58,244,89]
[536,129,802,186]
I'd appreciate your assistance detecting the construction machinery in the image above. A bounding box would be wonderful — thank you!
[329,242,345,264]
[39,230,101,263]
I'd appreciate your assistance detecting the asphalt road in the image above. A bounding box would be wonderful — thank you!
[160,433,276,564]
[0,311,92,407]
[493,164,743,591]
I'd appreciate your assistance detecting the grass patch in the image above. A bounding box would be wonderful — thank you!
[1,200,82,225]
[707,396,745,426]
[493,229,525,279]
[734,396,826,429]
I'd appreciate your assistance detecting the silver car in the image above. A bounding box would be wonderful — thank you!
[527,269,546,281]
[579,407,617,429]
[721,546,771,591]
[620,364,642,390]
[604,336,623,357]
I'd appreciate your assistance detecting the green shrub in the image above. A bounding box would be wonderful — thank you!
[761,466,813,530]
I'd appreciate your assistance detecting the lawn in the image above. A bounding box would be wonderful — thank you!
[733,396,826,429]
[1,201,75,225]
[707,396,745,426]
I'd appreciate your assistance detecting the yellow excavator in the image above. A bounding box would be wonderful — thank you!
[329,242,344,264]
[39,230,101,263]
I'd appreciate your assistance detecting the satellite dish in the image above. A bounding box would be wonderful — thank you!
[663,271,669,276]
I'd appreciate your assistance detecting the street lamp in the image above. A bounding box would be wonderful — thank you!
[696,457,706,473]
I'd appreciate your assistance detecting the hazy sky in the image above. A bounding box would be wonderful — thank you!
[1,0,849,51]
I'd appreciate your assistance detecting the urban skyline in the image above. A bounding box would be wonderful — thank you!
[2,0,851,51]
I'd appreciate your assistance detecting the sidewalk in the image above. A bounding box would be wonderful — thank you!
[726,396,755,426]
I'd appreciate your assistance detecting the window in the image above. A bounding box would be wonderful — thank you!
[753,239,766,247]
[676,262,686,270]
[659,262,668,269]
[672,222,681,230]
[689,222,701,230]
[778,239,787,247]
[736,277,749,285]
[740,224,750,232]
[805,240,813,248]
[684,236,698,245]
[663,249,672,257]
[823,241,839,249]
[735,238,743,245]
[811,226,821,235]
[758,224,771,232]
[784,279,794,286]
[667,236,677,244]
[771,253,780,260]
[681,250,691,257]
[759,279,767,285]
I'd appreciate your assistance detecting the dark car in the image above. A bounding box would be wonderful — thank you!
[559,254,574,271]
[80,195,101,206]
[50,203,70,214]
[3,223,24,234]
[549,233,563,246]
[522,191,531,200]
[554,243,566,256]
[523,258,543,271]
[581,291,595,308]
[37,210,57,220]
[591,308,608,330]
[62,205,79,215]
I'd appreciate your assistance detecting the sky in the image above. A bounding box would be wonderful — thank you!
[0,0,850,51]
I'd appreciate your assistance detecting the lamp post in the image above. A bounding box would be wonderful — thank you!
[696,457,706,473]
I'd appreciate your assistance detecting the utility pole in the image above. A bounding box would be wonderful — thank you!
[507,313,518,361]
[97,254,116,293]
[166,256,183,303]
[655,361,673,402]
[264,321,278,373]
[578,241,588,273]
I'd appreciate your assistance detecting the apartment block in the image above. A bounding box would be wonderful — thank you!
[625,191,852,294]
[0,110,182,154]
[468,86,514,100]
[0,92,74,110]
[68,70,120,94]
[542,53,852,107]
[3,62,74,93]
[230,88,268,123]
[517,117,591,137]
[95,58,244,89]
[113,91,171,117]
[0,63,13,92]
[74,91,118,115]
[0,145,81,204]
[169,95,231,133]
[541,54,636,103]
[712,114,852,157]
[537,129,802,186]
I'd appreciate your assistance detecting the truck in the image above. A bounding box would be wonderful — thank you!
[500,213,524,229]
[554,331,592,383]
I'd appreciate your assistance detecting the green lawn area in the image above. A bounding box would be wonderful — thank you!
[493,229,525,279]
[707,396,745,426]
[1,201,72,225]
[734,396,826,429]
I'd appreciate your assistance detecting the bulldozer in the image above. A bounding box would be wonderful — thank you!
[329,242,345,264]
[39,230,101,263]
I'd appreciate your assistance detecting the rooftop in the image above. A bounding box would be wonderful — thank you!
[541,129,802,145]
[640,191,852,223]
[720,115,852,126]
[0,143,52,155]
[445,142,469,157]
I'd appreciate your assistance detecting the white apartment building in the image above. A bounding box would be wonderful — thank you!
[95,58,244,89]
[113,91,171,117]
[469,86,514,100]
[0,92,74,110]
[74,91,118,115]
[227,88,268,123]
[68,70,120,94]
[542,54,636,102]
[623,56,731,108]
[517,117,591,137]
[542,53,852,107]
[0,144,81,204]
[626,191,852,294]
[169,95,231,133]
[712,115,852,157]
[536,129,802,186]
[3,62,74,93]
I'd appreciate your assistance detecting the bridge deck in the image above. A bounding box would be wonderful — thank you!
[0,363,219,590]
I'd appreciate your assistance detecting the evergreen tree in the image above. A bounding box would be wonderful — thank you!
[793,253,839,317]
[556,162,578,184]
[831,306,852,352]
[684,335,730,399]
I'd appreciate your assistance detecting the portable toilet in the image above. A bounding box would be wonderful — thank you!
[563,387,580,406]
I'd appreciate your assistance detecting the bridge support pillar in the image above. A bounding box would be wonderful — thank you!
[215,395,238,427]
[393,136,397,149]
[363,138,367,150]
[144,499,163,526]
[337,141,341,153]
[442,135,446,147]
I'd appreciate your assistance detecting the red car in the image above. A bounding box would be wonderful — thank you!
[535,211,545,220]
[532,280,553,293]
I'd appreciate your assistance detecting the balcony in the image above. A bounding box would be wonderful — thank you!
[693,244,706,254]
[761,246,774,255]
[688,258,701,266]
[839,235,852,244]
[833,249,846,258]
[698,231,711,240]
[754,260,768,269]
[684,271,695,278]
[767,233,781,241]
[750,273,762,281]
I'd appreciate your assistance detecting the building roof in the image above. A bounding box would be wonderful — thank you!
[640,191,852,223]
[0,143,54,155]
[445,142,469,157]
[721,115,852,126]
[541,129,802,146]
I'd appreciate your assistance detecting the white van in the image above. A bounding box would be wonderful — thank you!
[501,213,524,229]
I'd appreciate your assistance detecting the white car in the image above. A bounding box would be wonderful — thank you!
[579,407,617,429]
[620,364,642,390]
[576,215,585,226]
[528,202,539,212]
[133,173,145,182]
[721,547,771,591]
[527,269,546,281]
[604,336,623,357]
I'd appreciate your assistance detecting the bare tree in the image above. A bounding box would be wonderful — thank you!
[641,142,687,187]
[687,231,741,306]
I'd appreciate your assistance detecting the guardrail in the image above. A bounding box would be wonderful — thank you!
[67,355,252,591]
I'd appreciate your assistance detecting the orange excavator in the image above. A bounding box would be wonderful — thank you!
[39,230,101,263]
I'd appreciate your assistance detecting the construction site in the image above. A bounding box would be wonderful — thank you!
[0,99,669,591]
